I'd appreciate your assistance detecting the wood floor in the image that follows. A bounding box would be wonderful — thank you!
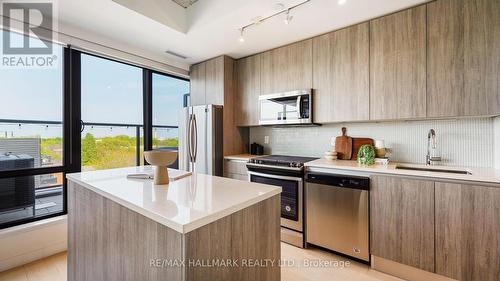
[0,243,401,281]
[0,252,66,281]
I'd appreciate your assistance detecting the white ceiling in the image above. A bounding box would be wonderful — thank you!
[53,0,429,70]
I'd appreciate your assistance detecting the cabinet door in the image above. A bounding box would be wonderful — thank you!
[427,0,500,117]
[190,62,206,106]
[463,0,500,115]
[435,182,500,281]
[369,6,427,120]
[427,0,465,117]
[205,56,224,105]
[236,55,261,126]
[312,23,369,123]
[370,176,435,272]
[261,39,312,95]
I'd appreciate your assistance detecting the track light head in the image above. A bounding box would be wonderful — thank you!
[284,9,293,25]
[238,28,245,42]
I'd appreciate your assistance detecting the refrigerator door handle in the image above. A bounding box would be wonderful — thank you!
[192,114,198,162]
[187,114,194,163]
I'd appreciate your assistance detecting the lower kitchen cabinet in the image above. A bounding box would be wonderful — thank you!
[224,159,248,181]
[371,175,500,281]
[370,176,435,272]
[435,182,500,281]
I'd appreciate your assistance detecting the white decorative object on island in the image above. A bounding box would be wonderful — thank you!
[144,150,178,184]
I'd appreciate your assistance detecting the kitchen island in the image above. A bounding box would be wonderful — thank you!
[66,166,281,281]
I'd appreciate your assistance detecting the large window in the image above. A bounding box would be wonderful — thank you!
[0,31,66,227]
[0,32,188,229]
[80,54,143,171]
[152,73,189,169]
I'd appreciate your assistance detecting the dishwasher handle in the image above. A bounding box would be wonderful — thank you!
[305,173,369,190]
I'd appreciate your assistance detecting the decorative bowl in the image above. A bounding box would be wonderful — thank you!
[144,150,178,185]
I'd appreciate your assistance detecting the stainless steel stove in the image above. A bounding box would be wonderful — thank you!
[247,155,317,170]
[246,155,318,248]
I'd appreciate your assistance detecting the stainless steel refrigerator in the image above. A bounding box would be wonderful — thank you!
[178,105,223,176]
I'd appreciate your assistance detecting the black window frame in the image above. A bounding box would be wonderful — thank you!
[0,47,189,230]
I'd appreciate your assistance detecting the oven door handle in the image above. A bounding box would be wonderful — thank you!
[247,171,303,182]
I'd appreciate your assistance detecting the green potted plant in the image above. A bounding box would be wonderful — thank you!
[357,144,375,166]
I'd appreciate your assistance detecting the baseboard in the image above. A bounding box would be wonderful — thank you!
[371,255,457,281]
[0,215,67,272]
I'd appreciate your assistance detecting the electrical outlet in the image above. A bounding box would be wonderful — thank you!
[264,136,269,144]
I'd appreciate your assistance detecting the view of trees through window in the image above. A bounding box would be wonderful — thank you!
[80,55,188,171]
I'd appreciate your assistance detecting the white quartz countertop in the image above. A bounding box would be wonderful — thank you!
[305,159,500,185]
[66,166,281,233]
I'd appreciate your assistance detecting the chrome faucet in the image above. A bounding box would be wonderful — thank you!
[426,129,441,165]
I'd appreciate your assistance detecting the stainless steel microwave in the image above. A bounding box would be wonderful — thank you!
[258,89,312,125]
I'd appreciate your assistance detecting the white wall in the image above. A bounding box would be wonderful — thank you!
[250,117,495,168]
[0,216,67,272]
[494,116,500,169]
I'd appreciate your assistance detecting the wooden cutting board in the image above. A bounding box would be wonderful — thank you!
[335,127,353,160]
[351,138,374,160]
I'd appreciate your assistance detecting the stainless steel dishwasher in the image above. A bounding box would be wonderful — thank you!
[305,172,370,262]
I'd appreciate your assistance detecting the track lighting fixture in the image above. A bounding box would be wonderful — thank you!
[237,0,310,42]
[284,9,293,25]
[238,28,245,43]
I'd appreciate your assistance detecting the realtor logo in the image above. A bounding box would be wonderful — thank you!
[1,1,57,68]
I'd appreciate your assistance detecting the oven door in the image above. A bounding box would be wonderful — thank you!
[248,171,303,232]
[258,90,312,125]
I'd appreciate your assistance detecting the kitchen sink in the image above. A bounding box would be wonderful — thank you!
[395,165,472,175]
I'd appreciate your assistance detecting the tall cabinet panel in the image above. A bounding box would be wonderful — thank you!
[189,56,248,157]
[369,6,427,120]
[464,0,500,115]
[260,40,313,95]
[236,54,261,126]
[312,23,369,123]
[435,182,500,280]
[370,176,435,272]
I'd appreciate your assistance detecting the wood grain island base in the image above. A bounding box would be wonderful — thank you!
[66,166,281,281]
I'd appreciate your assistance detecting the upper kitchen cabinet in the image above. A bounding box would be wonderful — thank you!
[261,39,313,95]
[463,0,500,116]
[236,54,261,126]
[205,56,225,105]
[427,0,500,117]
[313,23,369,123]
[370,6,427,120]
[190,62,206,106]
[189,56,226,106]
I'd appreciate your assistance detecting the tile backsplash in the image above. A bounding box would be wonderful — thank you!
[250,118,495,168]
